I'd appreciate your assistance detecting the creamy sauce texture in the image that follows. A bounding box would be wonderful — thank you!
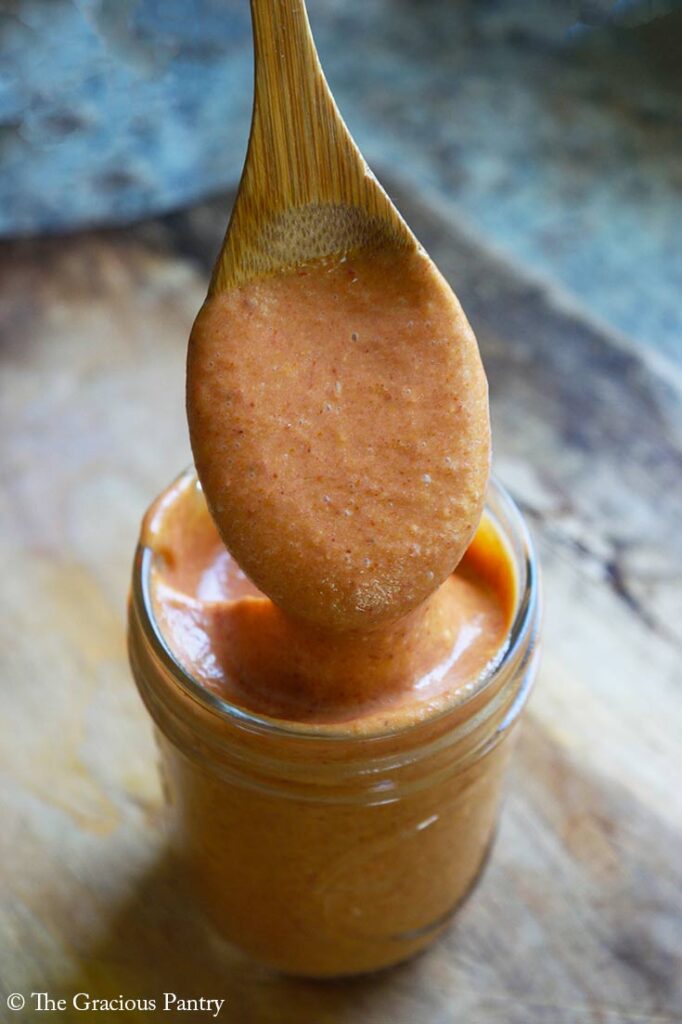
[146,475,515,730]
[187,245,490,632]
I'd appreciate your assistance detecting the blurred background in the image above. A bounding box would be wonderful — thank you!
[2,0,681,364]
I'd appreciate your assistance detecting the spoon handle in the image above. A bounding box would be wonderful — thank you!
[250,0,343,207]
[210,0,411,293]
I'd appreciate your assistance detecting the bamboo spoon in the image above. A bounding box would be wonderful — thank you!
[209,0,414,293]
[187,0,490,632]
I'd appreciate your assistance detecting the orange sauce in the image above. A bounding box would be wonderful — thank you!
[145,474,515,730]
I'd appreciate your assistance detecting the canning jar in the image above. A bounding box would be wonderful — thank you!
[128,472,540,977]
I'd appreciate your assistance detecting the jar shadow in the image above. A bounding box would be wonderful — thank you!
[58,844,426,1022]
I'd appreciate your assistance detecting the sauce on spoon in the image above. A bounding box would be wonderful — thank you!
[187,244,490,633]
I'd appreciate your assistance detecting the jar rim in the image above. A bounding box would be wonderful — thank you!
[132,470,540,743]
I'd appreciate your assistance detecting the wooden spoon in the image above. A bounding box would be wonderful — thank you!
[209,0,414,293]
[187,0,490,632]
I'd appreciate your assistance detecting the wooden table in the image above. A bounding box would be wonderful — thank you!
[1,184,680,1023]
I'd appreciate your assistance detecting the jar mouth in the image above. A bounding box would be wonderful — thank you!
[132,470,540,742]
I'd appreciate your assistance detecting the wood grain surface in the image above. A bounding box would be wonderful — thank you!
[1,182,681,1024]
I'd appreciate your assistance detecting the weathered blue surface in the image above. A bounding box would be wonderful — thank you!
[1,0,680,363]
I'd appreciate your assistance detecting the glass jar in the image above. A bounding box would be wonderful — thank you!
[127,473,540,978]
